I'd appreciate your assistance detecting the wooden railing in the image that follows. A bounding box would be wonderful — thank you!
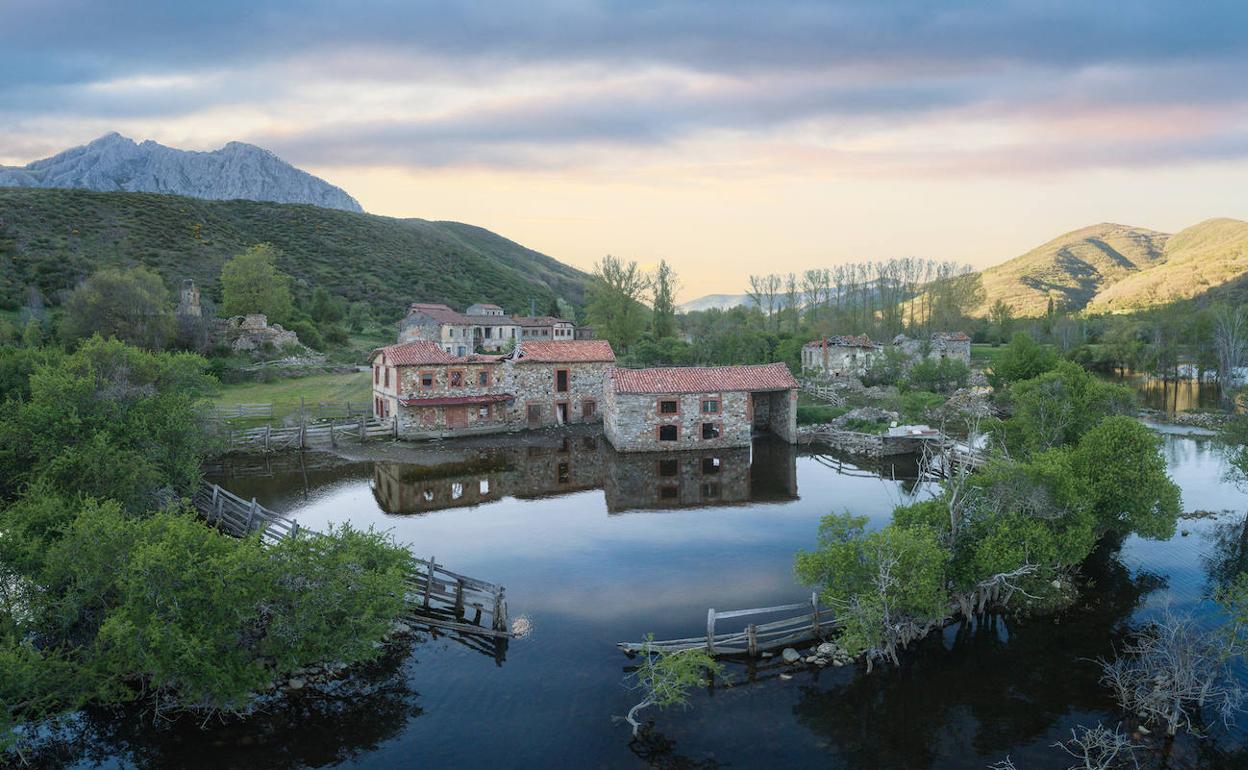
[215,416,396,453]
[618,593,837,657]
[801,380,847,406]
[190,482,512,639]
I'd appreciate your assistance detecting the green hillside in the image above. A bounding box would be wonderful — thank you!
[0,187,592,319]
[975,223,1169,316]
[1086,218,1248,312]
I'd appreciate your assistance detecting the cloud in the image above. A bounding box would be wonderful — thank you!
[3,0,1248,176]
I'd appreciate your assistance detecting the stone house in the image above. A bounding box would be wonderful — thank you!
[892,332,972,366]
[397,302,585,353]
[603,363,799,452]
[370,338,615,439]
[801,335,883,377]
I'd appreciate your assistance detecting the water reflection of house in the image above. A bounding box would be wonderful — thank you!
[603,439,799,513]
[371,434,605,514]
[368,434,799,516]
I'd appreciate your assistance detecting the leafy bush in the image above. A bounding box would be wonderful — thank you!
[988,332,1059,388]
[796,403,849,425]
[905,357,969,394]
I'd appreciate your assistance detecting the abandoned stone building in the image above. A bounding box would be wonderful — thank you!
[802,331,973,377]
[370,338,615,439]
[603,363,799,452]
[892,331,972,365]
[397,302,584,355]
[800,335,882,377]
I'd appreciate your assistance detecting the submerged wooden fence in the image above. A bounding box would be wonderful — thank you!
[618,593,838,657]
[190,482,512,640]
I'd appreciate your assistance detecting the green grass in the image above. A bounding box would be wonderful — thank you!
[971,343,1007,367]
[213,370,372,420]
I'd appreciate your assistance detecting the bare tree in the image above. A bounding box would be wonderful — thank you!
[1053,723,1140,770]
[1099,608,1245,737]
[746,274,783,331]
[1213,303,1248,398]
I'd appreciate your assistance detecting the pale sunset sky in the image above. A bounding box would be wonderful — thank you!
[3,1,1247,301]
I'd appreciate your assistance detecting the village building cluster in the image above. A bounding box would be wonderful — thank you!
[800,331,971,378]
[373,309,801,450]
[398,301,592,356]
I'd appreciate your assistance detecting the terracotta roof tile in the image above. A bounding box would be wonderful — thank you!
[516,340,615,363]
[371,340,455,366]
[610,363,797,394]
[804,334,879,349]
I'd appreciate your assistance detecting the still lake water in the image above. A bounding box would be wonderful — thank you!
[70,427,1248,769]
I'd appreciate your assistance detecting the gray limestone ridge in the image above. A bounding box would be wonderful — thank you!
[0,132,364,213]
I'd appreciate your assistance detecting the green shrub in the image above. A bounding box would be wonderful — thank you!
[796,404,849,425]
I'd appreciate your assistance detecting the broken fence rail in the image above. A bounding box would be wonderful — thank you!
[190,482,513,639]
[618,593,838,657]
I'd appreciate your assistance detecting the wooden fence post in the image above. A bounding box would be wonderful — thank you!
[706,608,716,654]
[423,556,435,608]
[264,425,271,453]
[747,624,758,657]
[289,520,299,540]
[454,579,465,616]
[299,397,307,450]
[246,498,258,533]
[359,416,366,443]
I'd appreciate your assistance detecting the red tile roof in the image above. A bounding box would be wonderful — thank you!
[610,362,797,394]
[371,340,455,366]
[406,303,475,325]
[398,393,514,407]
[933,331,971,342]
[515,340,615,363]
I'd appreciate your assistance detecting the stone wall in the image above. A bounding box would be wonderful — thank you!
[376,358,610,440]
[605,390,753,452]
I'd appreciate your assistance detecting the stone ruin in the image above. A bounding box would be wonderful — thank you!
[220,313,302,354]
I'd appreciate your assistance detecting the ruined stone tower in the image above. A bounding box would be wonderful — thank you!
[177,279,202,317]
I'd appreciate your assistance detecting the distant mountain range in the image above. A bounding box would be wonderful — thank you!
[0,133,363,213]
[977,218,1248,315]
[680,218,1248,317]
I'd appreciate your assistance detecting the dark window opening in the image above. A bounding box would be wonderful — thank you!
[658,424,678,441]
[449,370,464,387]
[659,400,678,414]
[701,423,721,440]
[478,371,490,386]
[658,458,679,476]
[558,462,570,484]
[421,372,434,388]
[582,399,596,418]
[659,485,679,500]
[556,369,569,392]
[702,457,721,474]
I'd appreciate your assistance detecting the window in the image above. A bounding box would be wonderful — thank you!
[701,482,721,499]
[478,404,491,419]
[555,368,569,393]
[658,424,678,441]
[420,371,434,388]
[384,368,390,388]
[702,423,721,440]
[702,457,721,474]
[449,370,464,387]
[701,398,720,414]
[373,366,379,384]
[582,399,596,418]
[558,462,570,484]
[658,458,679,476]
[659,399,679,415]
[659,486,680,500]
[478,370,490,387]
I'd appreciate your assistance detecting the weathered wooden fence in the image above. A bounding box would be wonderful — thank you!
[212,399,366,424]
[618,593,838,657]
[216,416,397,453]
[801,381,847,406]
[190,482,513,640]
